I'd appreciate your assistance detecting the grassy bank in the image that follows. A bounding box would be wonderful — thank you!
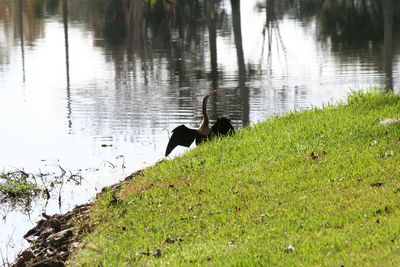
[70,91,400,266]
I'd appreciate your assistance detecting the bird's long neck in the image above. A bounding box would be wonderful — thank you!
[202,94,210,125]
[199,94,211,131]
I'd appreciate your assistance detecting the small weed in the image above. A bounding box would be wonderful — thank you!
[0,171,42,198]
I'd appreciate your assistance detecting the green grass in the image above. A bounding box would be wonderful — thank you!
[70,90,400,266]
[0,171,42,199]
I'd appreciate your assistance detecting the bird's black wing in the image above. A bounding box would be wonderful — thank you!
[165,125,198,156]
[211,117,235,136]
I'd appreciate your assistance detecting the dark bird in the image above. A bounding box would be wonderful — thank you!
[165,91,234,156]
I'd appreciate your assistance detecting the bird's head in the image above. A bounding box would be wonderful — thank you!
[204,90,216,103]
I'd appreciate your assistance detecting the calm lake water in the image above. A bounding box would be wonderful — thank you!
[0,0,399,263]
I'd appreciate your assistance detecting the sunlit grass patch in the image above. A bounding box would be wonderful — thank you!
[70,90,400,266]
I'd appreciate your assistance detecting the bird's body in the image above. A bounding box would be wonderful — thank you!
[165,91,234,156]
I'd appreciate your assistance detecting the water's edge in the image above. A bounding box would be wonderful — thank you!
[11,169,144,266]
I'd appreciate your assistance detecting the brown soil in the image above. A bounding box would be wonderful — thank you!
[12,203,91,267]
[11,169,143,267]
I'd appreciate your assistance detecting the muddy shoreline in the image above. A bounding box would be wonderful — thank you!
[12,203,91,267]
[11,171,141,267]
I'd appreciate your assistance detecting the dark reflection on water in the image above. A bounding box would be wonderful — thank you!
[0,0,399,262]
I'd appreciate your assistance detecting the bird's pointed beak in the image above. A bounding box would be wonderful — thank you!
[209,90,217,96]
